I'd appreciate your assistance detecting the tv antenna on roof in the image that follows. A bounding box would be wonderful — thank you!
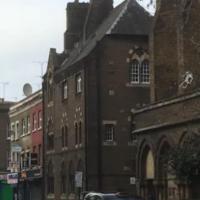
[33,61,47,78]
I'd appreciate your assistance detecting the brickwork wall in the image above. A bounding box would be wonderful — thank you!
[0,103,11,171]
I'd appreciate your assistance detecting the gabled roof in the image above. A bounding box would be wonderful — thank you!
[56,0,152,75]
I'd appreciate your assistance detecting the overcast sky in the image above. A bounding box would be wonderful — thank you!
[0,0,154,101]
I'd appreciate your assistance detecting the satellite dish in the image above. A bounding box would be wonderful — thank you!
[23,83,32,97]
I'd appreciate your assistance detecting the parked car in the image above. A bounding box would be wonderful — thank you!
[84,192,143,200]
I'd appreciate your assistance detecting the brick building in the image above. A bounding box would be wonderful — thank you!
[132,0,200,200]
[43,0,152,199]
[0,99,13,174]
[9,90,43,200]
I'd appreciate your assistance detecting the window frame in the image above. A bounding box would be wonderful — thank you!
[62,80,68,100]
[104,124,115,142]
[75,74,82,94]
[140,59,150,84]
[129,58,150,85]
[38,111,42,129]
[129,59,140,84]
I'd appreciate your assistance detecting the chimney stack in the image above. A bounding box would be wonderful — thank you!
[84,0,113,40]
[64,1,89,51]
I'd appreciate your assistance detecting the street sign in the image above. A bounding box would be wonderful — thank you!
[75,171,83,188]
[11,144,22,152]
[130,177,136,185]
[7,173,18,184]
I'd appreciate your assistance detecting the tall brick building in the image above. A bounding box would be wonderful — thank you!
[9,90,43,200]
[132,0,200,200]
[43,0,152,199]
[0,99,13,174]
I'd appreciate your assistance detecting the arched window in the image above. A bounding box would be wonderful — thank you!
[129,59,140,83]
[65,125,68,147]
[75,123,78,145]
[47,161,54,194]
[79,122,82,145]
[129,59,150,84]
[61,126,65,148]
[61,162,66,194]
[141,60,150,84]
[61,125,68,148]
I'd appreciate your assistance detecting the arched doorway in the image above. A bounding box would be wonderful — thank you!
[140,145,156,200]
[157,141,171,200]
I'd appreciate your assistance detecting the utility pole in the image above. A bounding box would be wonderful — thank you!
[0,82,9,99]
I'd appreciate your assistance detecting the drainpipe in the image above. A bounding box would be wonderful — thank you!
[96,42,102,191]
[84,62,88,191]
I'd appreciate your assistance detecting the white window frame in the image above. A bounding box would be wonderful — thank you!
[140,60,150,84]
[33,113,37,131]
[130,59,140,84]
[63,81,68,100]
[38,111,42,129]
[129,59,150,84]
[104,124,115,142]
[22,119,26,136]
[10,123,15,141]
[76,74,82,93]
[27,116,31,133]
[15,121,19,139]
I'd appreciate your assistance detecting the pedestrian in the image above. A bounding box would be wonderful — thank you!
[14,193,18,200]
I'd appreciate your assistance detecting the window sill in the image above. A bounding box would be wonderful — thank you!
[75,144,83,149]
[60,194,67,200]
[32,129,37,133]
[48,132,54,136]
[126,83,150,88]
[62,98,68,103]
[20,132,31,138]
[75,92,82,96]
[62,147,68,151]
[103,141,117,146]
[46,150,55,155]
[47,101,54,108]
[47,194,55,199]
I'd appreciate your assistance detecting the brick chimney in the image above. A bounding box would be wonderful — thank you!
[84,0,113,40]
[64,0,89,51]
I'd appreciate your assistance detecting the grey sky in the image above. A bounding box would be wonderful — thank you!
[0,0,153,101]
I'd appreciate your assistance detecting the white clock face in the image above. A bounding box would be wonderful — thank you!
[179,71,193,89]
